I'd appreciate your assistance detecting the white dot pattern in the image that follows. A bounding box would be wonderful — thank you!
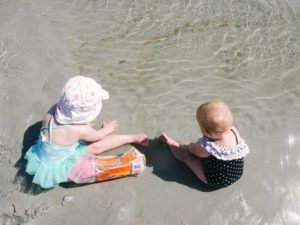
[199,134,250,189]
[202,156,244,189]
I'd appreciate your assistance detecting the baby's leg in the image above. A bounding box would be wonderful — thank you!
[183,154,207,184]
[159,133,207,184]
[159,133,189,162]
[86,134,148,155]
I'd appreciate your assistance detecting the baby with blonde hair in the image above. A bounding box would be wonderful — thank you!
[159,100,249,190]
[25,76,148,188]
[197,101,233,134]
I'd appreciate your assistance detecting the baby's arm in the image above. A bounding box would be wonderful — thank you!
[78,120,118,142]
[186,142,210,158]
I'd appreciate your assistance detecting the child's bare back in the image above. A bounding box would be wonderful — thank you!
[25,76,148,189]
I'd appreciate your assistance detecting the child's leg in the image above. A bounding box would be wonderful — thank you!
[158,133,189,162]
[69,148,146,183]
[183,154,207,183]
[94,148,146,181]
[159,133,207,184]
[86,134,148,155]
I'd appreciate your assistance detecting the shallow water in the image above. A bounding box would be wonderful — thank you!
[1,0,300,224]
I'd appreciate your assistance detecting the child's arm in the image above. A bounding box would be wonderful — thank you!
[78,120,118,142]
[186,142,210,158]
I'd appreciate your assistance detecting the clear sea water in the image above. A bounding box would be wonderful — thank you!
[1,0,300,224]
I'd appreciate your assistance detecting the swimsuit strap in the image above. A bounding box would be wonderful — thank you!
[48,114,72,142]
[51,112,71,129]
[48,115,54,143]
[230,129,239,144]
[40,127,48,131]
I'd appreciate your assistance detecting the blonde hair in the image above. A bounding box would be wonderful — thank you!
[196,100,233,134]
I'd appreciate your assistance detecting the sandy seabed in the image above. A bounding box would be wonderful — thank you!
[0,2,228,224]
[1,0,300,225]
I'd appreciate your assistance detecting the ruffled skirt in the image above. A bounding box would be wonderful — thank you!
[25,144,146,188]
[25,142,87,188]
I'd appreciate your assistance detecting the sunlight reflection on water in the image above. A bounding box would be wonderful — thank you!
[0,0,299,224]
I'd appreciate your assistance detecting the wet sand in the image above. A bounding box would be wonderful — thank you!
[1,0,300,224]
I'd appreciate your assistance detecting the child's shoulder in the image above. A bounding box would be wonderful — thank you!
[231,126,242,141]
[42,105,56,122]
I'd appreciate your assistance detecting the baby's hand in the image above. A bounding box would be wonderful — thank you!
[102,120,119,135]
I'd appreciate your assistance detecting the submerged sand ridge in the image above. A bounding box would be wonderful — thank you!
[1,0,300,224]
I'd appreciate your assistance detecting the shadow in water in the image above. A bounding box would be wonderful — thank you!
[13,121,50,195]
[13,125,214,192]
[134,138,214,192]
[59,176,130,189]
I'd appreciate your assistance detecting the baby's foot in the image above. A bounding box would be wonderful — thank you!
[159,133,187,162]
[133,134,149,147]
[158,133,179,147]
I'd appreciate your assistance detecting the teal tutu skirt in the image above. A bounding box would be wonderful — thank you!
[25,141,86,188]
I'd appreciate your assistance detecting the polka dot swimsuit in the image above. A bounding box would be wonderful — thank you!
[202,156,244,189]
[200,129,249,189]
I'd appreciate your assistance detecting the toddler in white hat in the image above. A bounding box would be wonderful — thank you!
[55,75,110,125]
[25,76,148,188]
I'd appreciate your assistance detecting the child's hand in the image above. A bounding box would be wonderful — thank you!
[102,120,119,135]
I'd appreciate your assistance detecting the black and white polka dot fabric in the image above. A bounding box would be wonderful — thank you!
[198,130,249,189]
[202,156,244,189]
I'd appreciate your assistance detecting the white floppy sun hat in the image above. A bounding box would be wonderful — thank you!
[55,76,109,124]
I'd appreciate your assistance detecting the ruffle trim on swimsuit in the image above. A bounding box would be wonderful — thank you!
[25,141,86,188]
[199,137,249,161]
